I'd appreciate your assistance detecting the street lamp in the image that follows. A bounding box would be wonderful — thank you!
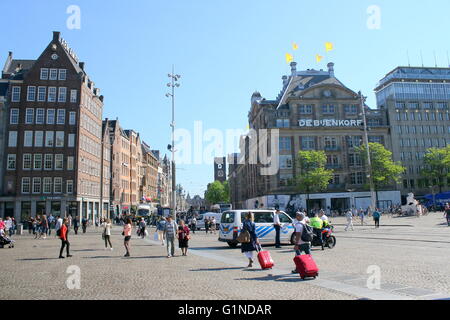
[359,92,377,212]
[166,66,181,219]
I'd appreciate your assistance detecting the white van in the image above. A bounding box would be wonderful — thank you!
[196,212,222,230]
[218,210,295,248]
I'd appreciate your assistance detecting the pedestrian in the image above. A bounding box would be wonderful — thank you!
[177,220,190,256]
[55,215,63,237]
[28,217,33,234]
[138,218,146,239]
[344,210,354,231]
[82,217,88,233]
[373,208,381,228]
[359,208,365,226]
[67,214,72,228]
[292,212,312,274]
[0,218,5,232]
[102,219,113,250]
[164,216,178,258]
[4,217,13,237]
[273,209,282,248]
[205,217,210,234]
[211,216,217,234]
[156,217,166,246]
[241,212,259,268]
[73,216,79,235]
[58,218,72,259]
[444,203,450,227]
[47,214,55,236]
[123,218,132,257]
[190,216,197,234]
[32,217,38,235]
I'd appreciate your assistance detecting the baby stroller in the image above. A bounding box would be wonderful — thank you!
[0,230,15,248]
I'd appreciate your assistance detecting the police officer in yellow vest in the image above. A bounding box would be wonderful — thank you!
[309,213,324,250]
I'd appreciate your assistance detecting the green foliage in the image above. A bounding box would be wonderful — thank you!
[295,150,334,194]
[421,146,450,191]
[357,143,405,188]
[205,181,230,204]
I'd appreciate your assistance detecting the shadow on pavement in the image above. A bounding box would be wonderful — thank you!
[18,258,60,261]
[235,273,307,283]
[190,267,244,272]
[123,256,167,259]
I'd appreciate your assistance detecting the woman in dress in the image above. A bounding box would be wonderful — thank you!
[177,220,190,256]
[241,212,259,268]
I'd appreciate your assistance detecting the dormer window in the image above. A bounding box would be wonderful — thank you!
[40,68,49,80]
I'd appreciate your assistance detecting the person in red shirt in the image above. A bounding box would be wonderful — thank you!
[59,218,72,259]
[177,220,191,256]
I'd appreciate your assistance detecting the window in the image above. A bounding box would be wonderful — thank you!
[344,104,358,114]
[48,87,57,102]
[301,137,315,150]
[27,86,36,101]
[47,109,55,124]
[58,69,67,81]
[40,68,49,80]
[55,154,63,170]
[38,87,46,102]
[23,154,32,169]
[67,156,74,170]
[43,177,52,194]
[276,119,289,128]
[7,154,16,170]
[32,178,41,194]
[279,155,293,169]
[70,90,77,103]
[66,180,74,194]
[54,178,63,194]
[25,108,34,124]
[10,109,19,124]
[417,112,422,121]
[58,87,67,103]
[34,154,42,170]
[69,112,76,125]
[8,131,17,147]
[322,104,335,114]
[279,137,291,151]
[11,86,21,102]
[33,131,43,147]
[56,109,65,124]
[24,131,33,147]
[395,101,406,109]
[324,137,338,150]
[22,178,31,194]
[437,102,448,109]
[45,131,54,147]
[55,131,64,147]
[349,154,362,166]
[44,154,53,170]
[351,172,364,184]
[68,134,75,147]
[347,136,362,148]
[49,69,58,80]
[299,104,313,114]
[36,108,45,124]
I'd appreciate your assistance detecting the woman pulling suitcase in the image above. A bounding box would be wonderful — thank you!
[240,212,260,268]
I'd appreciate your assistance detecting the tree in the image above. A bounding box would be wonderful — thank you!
[357,143,405,202]
[205,181,230,205]
[295,150,334,212]
[421,146,450,193]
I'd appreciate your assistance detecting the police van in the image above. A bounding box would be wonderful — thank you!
[218,210,295,248]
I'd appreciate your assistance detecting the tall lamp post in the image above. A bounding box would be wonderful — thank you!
[359,91,377,212]
[166,66,181,218]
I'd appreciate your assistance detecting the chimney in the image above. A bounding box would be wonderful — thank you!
[79,62,85,70]
[290,62,297,75]
[53,31,61,42]
[327,62,335,77]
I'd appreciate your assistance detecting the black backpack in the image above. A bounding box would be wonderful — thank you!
[301,224,314,242]
[56,228,61,237]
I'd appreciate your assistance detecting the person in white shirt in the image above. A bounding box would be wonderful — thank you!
[319,211,328,222]
[55,216,63,235]
[102,219,113,250]
[292,212,311,273]
[273,210,282,248]
[345,210,354,231]
[4,217,13,237]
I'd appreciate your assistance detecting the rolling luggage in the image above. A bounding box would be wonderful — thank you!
[257,245,274,270]
[293,254,318,279]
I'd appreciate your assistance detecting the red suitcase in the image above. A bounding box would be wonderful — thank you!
[293,254,319,279]
[257,247,274,270]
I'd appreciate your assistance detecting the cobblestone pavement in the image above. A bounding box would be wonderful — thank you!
[0,213,449,300]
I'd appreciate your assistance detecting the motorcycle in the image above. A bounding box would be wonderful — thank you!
[311,226,336,250]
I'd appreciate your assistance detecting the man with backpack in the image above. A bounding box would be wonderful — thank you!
[373,208,381,228]
[292,212,313,274]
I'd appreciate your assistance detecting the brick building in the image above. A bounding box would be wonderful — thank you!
[0,31,106,221]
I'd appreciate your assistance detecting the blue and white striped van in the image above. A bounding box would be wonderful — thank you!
[218,210,295,248]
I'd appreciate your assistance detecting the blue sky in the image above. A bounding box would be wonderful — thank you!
[1,0,450,197]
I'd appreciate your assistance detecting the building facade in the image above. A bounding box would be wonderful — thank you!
[0,31,106,222]
[229,62,399,213]
[375,66,450,198]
